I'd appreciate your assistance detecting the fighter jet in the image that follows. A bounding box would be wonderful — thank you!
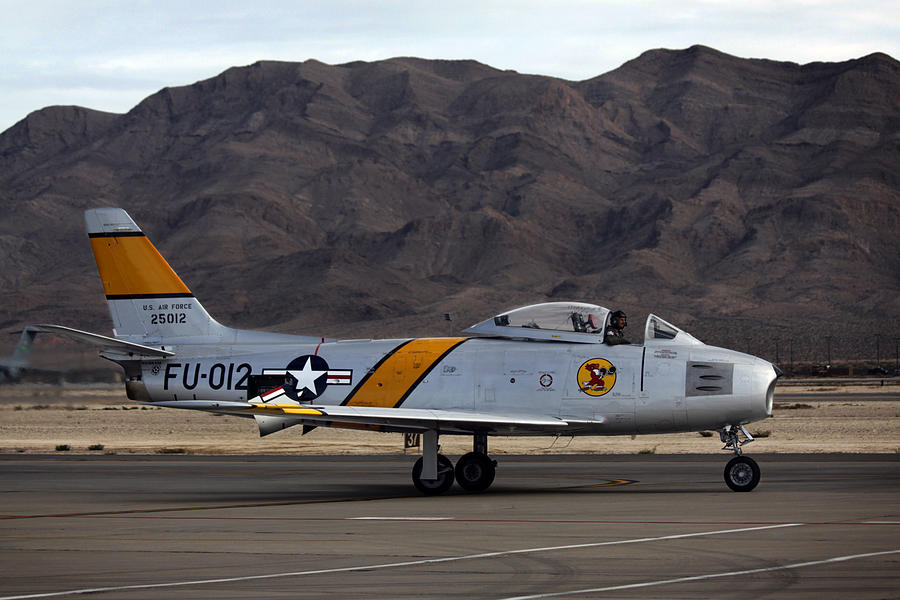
[0,327,67,384]
[29,208,778,494]
[0,328,38,384]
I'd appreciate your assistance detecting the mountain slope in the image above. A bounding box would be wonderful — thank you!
[1,46,898,359]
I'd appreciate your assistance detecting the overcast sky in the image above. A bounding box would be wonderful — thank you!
[2,0,898,133]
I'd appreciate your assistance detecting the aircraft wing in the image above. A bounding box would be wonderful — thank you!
[30,324,174,358]
[285,404,569,434]
[151,398,570,435]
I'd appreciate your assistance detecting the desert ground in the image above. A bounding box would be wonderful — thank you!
[1,382,897,456]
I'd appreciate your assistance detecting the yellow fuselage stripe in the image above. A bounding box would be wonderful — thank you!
[89,235,191,297]
[345,338,468,408]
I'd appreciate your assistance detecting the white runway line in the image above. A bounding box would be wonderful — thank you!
[349,516,454,520]
[0,523,799,600]
[497,549,900,599]
[864,521,900,524]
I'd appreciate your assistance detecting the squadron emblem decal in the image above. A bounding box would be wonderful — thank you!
[262,355,352,402]
[577,358,617,396]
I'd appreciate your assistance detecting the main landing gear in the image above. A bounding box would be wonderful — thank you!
[719,424,760,492]
[412,431,496,495]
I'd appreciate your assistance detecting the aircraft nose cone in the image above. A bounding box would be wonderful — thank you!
[761,361,779,417]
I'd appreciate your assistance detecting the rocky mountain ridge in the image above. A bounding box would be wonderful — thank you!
[1,45,898,362]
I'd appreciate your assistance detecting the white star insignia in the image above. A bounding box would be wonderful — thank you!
[287,357,327,396]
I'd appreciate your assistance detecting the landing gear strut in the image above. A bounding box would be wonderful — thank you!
[412,430,454,495]
[412,454,454,495]
[719,425,760,492]
[411,431,497,495]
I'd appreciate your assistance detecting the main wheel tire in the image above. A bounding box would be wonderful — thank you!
[412,454,455,495]
[455,452,496,492]
[724,455,760,492]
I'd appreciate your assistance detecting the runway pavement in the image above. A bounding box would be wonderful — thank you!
[1,454,898,599]
[774,392,899,401]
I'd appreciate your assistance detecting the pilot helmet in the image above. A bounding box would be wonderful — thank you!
[610,310,627,327]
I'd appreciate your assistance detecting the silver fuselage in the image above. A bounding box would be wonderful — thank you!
[133,335,775,436]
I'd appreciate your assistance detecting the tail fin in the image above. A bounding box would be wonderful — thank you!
[85,208,225,341]
[11,327,37,366]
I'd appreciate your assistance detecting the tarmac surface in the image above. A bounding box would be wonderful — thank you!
[1,453,898,599]
[774,392,898,402]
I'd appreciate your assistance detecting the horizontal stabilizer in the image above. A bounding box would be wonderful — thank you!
[30,324,174,358]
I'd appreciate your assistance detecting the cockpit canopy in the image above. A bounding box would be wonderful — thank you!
[463,302,704,346]
[463,302,609,343]
[643,314,702,346]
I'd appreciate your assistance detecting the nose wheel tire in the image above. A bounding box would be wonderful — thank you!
[724,455,760,492]
[455,452,496,492]
[412,454,455,495]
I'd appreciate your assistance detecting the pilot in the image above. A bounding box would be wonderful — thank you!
[605,310,630,345]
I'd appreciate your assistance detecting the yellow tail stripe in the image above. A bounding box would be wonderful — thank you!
[89,235,191,298]
[345,338,468,408]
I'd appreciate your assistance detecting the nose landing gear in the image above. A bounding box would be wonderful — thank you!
[724,455,761,492]
[719,425,760,492]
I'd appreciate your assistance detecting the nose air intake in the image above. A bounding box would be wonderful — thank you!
[764,362,781,416]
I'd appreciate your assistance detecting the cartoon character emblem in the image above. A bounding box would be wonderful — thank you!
[577,358,617,396]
